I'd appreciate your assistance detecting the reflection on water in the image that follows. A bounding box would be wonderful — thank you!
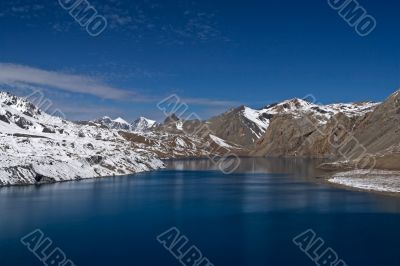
[168,158,400,213]
[1,158,400,266]
[166,157,328,177]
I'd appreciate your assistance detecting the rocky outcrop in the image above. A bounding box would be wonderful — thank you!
[131,117,158,132]
[207,106,267,146]
[348,91,400,154]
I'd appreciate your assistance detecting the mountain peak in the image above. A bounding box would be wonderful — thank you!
[0,91,12,98]
[164,114,180,124]
[93,116,130,130]
[131,117,157,132]
[0,91,40,117]
[136,116,152,121]
[388,89,400,100]
[279,98,312,108]
[114,117,129,125]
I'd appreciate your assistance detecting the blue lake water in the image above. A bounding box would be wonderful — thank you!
[0,158,399,266]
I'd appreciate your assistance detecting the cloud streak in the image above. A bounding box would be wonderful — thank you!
[0,63,238,108]
[0,63,134,100]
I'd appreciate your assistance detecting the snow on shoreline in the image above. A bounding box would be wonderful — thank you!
[328,170,400,193]
[0,128,165,186]
[0,157,165,187]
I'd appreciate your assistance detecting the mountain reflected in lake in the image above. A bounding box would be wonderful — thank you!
[166,157,328,176]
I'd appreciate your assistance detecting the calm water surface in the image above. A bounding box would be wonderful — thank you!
[0,158,399,266]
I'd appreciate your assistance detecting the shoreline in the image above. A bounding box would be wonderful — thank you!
[2,156,400,198]
[324,179,400,198]
[323,169,400,197]
[0,167,165,189]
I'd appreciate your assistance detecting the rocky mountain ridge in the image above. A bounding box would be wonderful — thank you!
[1,89,399,187]
[251,91,400,172]
[0,91,245,185]
[92,116,158,132]
[205,98,378,147]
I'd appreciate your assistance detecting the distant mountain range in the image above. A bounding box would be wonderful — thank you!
[93,116,158,132]
[1,89,399,186]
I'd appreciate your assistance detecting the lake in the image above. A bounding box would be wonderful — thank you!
[0,158,399,266]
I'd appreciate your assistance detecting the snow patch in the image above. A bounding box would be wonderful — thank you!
[329,170,400,193]
[114,117,129,125]
[210,134,234,149]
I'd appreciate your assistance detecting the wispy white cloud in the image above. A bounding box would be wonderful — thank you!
[181,97,239,107]
[0,63,135,100]
[55,104,125,121]
[65,62,178,82]
[0,63,238,108]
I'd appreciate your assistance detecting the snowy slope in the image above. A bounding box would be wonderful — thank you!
[209,134,237,149]
[329,170,400,193]
[0,92,164,186]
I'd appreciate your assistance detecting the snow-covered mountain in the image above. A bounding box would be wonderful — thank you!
[92,116,158,132]
[92,116,131,130]
[1,90,393,187]
[206,98,378,146]
[0,92,245,186]
[252,98,377,130]
[0,92,164,186]
[250,98,381,157]
[131,117,158,132]
[98,98,375,149]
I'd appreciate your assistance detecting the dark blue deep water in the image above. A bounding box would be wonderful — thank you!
[0,158,400,266]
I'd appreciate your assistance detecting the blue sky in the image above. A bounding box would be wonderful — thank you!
[0,0,399,121]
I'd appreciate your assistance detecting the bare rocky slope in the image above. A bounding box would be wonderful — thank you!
[204,99,377,152]
[320,91,400,171]
[93,96,381,166]
[251,90,400,172]
[250,102,377,158]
